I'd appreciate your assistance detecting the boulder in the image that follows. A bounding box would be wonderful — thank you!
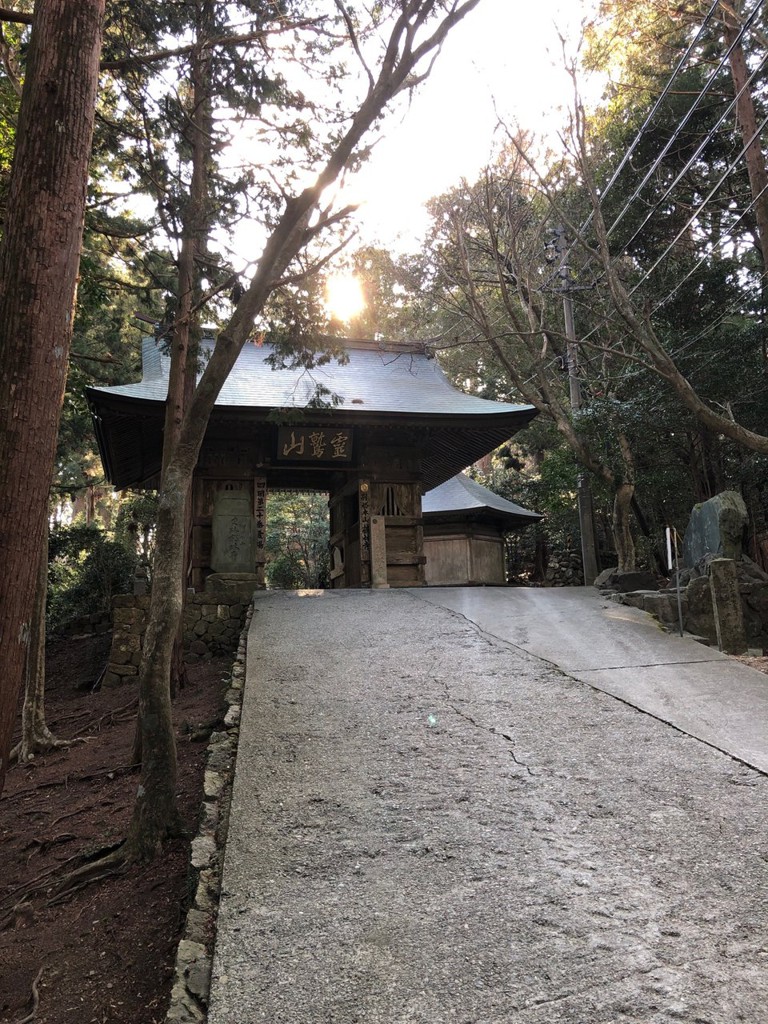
[642,591,685,625]
[593,567,659,593]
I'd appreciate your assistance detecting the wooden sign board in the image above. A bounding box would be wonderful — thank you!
[277,427,353,463]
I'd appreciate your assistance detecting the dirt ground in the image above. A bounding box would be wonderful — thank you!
[0,633,230,1024]
[735,653,768,673]
[3,623,766,1024]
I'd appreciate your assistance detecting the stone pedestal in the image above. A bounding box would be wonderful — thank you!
[204,572,262,601]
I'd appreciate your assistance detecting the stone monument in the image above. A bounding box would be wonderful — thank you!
[682,490,748,567]
[211,488,257,574]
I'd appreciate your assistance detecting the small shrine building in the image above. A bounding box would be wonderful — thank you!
[87,334,538,590]
[422,473,542,586]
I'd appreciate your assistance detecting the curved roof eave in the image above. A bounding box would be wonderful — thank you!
[86,336,536,421]
[423,472,542,522]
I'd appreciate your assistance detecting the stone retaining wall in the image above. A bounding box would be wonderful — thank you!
[605,557,768,653]
[544,549,584,587]
[104,595,150,686]
[183,594,248,661]
[164,603,249,1023]
[104,576,258,687]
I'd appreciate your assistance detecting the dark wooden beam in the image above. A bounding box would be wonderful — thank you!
[0,7,33,25]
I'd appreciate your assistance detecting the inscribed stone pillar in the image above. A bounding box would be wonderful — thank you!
[211,489,257,574]
[708,558,747,655]
[370,515,389,589]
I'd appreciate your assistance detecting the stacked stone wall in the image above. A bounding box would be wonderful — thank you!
[544,549,584,587]
[104,595,151,686]
[183,594,248,661]
[103,587,253,687]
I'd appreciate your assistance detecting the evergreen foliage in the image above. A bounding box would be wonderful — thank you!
[47,522,137,633]
[265,491,330,589]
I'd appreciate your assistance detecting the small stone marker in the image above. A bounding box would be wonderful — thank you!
[708,558,747,655]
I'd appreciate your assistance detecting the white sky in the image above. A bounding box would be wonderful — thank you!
[219,0,602,270]
[341,0,601,251]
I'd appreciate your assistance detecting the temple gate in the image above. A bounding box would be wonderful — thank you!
[87,335,538,590]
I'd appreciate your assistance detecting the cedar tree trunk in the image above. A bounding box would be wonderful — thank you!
[0,0,105,793]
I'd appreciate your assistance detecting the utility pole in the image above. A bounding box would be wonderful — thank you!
[551,228,600,586]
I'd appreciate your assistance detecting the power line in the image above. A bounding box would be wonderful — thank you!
[430,4,768,402]
[652,180,768,310]
[574,262,768,391]
[559,0,766,294]
[605,59,767,262]
[627,107,768,297]
[604,0,766,241]
[588,0,723,214]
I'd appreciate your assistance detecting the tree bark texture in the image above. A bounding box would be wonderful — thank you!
[0,0,105,793]
[131,0,214,783]
[126,469,186,858]
[610,433,636,572]
[161,5,213,699]
[11,529,69,764]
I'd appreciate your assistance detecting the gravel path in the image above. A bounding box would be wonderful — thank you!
[208,590,768,1024]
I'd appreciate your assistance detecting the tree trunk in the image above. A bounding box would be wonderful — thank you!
[612,482,636,571]
[124,0,482,857]
[611,432,636,572]
[129,1,213,836]
[11,529,70,763]
[0,0,105,793]
[126,467,187,858]
[722,3,768,267]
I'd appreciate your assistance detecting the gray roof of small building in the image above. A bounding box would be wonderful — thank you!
[88,336,534,418]
[423,473,541,525]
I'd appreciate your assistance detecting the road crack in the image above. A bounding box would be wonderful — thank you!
[439,680,537,775]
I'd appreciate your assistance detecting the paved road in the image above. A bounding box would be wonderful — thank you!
[208,589,768,1024]
[415,586,768,774]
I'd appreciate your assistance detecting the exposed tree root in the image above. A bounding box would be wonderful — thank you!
[91,696,138,733]
[44,840,128,905]
[0,841,126,929]
[9,731,82,767]
[8,761,140,801]
[4,819,187,918]
[46,851,129,905]
[43,839,128,905]
[49,806,92,828]
[24,833,77,864]
[47,706,92,728]
[12,966,43,1024]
